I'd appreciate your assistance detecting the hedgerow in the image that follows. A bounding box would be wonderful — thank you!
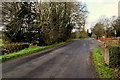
[0,42,66,62]
[106,45,120,68]
[92,48,117,78]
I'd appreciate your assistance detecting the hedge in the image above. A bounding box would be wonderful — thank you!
[92,48,117,78]
[2,43,29,55]
[106,45,120,68]
[0,42,66,62]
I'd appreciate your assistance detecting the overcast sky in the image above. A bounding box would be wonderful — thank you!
[79,0,119,30]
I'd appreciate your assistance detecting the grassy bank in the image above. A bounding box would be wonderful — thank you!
[0,42,66,62]
[0,39,3,46]
[91,48,117,78]
[0,43,3,46]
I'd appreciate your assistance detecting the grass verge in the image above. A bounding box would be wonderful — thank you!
[0,39,2,42]
[91,48,117,78]
[0,39,3,46]
[0,43,3,46]
[0,42,66,62]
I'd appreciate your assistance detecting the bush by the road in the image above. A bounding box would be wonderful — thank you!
[106,45,120,68]
[0,42,66,62]
[2,43,29,55]
[92,48,117,78]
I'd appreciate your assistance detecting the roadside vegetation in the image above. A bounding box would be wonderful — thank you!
[106,44,120,77]
[1,2,90,60]
[0,43,3,46]
[1,38,90,62]
[0,42,66,62]
[92,48,117,78]
[0,39,3,46]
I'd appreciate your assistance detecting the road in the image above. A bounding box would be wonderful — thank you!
[2,39,101,78]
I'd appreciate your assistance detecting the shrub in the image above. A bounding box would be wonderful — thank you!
[106,45,120,68]
[2,43,29,55]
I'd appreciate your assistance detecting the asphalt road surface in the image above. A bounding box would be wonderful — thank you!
[2,39,101,78]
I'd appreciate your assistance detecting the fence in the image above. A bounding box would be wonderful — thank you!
[98,37,120,45]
